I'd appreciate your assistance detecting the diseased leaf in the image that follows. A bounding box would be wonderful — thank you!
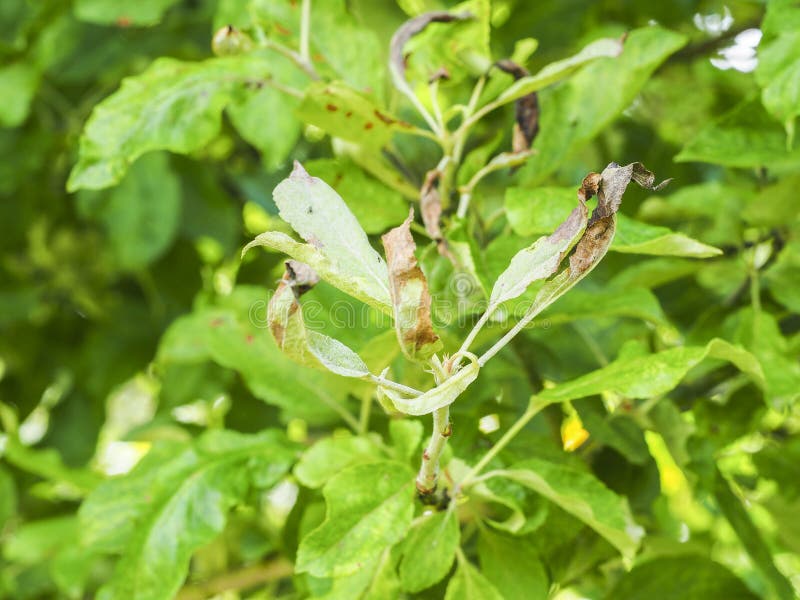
[489,187,587,310]
[494,60,539,152]
[296,461,415,577]
[381,354,479,415]
[491,457,643,560]
[478,530,549,600]
[536,338,764,406]
[81,430,297,600]
[382,210,442,361]
[268,261,371,378]
[605,556,758,600]
[444,556,504,600]
[399,509,459,592]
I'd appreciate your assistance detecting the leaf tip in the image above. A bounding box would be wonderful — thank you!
[290,160,313,183]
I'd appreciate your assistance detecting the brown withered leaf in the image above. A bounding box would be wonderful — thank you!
[495,59,539,152]
[389,11,472,85]
[382,209,442,361]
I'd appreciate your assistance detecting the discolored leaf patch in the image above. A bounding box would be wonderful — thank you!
[382,209,442,361]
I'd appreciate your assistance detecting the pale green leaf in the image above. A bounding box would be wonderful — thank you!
[491,457,643,560]
[444,556,503,600]
[495,37,623,105]
[399,510,459,592]
[613,214,721,257]
[605,556,758,599]
[0,466,16,529]
[296,461,415,577]
[381,356,479,416]
[68,54,278,191]
[294,434,380,489]
[765,240,800,313]
[82,430,296,600]
[74,0,181,25]
[389,419,423,463]
[478,530,549,600]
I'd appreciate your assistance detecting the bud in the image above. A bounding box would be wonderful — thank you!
[212,25,253,57]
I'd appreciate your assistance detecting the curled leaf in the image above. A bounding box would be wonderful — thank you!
[389,11,472,89]
[495,60,539,152]
[244,162,393,313]
[381,353,479,415]
[268,261,370,378]
[382,209,442,361]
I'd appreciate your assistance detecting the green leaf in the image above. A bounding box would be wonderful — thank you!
[537,338,764,406]
[303,159,407,234]
[713,467,795,600]
[494,37,623,105]
[76,152,181,269]
[676,97,800,167]
[573,398,650,465]
[605,556,758,599]
[68,54,279,191]
[381,355,480,416]
[0,61,39,127]
[518,26,686,183]
[491,457,643,560]
[80,430,296,600]
[389,419,423,463]
[505,186,721,257]
[73,0,181,25]
[444,555,503,600]
[399,510,459,592]
[477,530,549,600]
[296,461,415,577]
[765,240,800,313]
[0,466,16,529]
[382,211,442,360]
[294,434,380,489]
[268,262,371,378]
[3,516,77,564]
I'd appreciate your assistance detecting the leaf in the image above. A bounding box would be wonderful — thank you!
[505,186,720,258]
[676,98,800,168]
[73,0,181,25]
[489,191,587,310]
[444,556,503,600]
[381,354,480,416]
[399,510,460,592]
[494,37,623,106]
[537,338,764,406]
[382,210,442,360]
[263,161,392,310]
[67,54,278,191]
[389,419,424,463]
[477,530,549,600]
[765,240,800,313]
[713,467,795,600]
[302,158,407,234]
[268,261,371,378]
[296,81,410,148]
[81,430,297,600]
[490,457,643,560]
[76,152,181,269]
[0,61,39,127]
[519,27,686,184]
[296,461,415,577]
[605,556,758,600]
[0,466,16,529]
[494,60,540,152]
[294,434,380,489]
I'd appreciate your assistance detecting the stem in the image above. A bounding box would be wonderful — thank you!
[416,406,451,494]
[299,0,311,62]
[454,310,492,362]
[264,39,319,81]
[176,558,293,600]
[358,390,372,434]
[429,78,445,133]
[457,398,549,491]
[368,373,424,397]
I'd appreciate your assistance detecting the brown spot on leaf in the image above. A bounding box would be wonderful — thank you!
[325,103,338,112]
[364,122,374,130]
[116,15,131,27]
[345,111,353,118]
[210,317,224,328]
[245,334,254,344]
[274,22,291,36]
[373,109,396,125]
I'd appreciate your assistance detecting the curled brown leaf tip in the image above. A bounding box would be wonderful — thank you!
[428,67,451,83]
[495,59,539,152]
[390,11,473,82]
[284,260,319,297]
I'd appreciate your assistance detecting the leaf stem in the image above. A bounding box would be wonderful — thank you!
[299,0,311,63]
[264,39,319,81]
[368,373,424,397]
[457,397,549,492]
[176,558,293,600]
